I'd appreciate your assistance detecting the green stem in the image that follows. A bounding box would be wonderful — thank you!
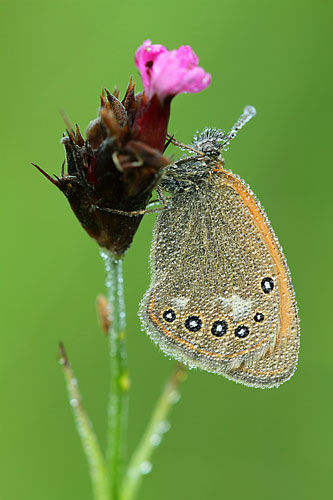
[121,363,186,500]
[59,343,109,500]
[101,250,129,500]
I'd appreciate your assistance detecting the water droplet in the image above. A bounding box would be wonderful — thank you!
[150,434,162,446]
[156,420,171,434]
[139,461,152,475]
[169,390,181,404]
[70,398,79,407]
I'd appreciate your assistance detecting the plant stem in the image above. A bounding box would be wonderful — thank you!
[121,363,186,500]
[101,250,129,500]
[59,343,109,500]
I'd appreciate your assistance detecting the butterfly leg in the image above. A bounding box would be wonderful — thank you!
[156,185,170,209]
[166,134,206,156]
[92,187,171,218]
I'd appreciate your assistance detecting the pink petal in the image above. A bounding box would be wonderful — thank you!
[172,45,199,67]
[134,41,211,101]
[134,40,168,95]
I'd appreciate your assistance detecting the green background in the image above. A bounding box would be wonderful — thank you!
[1,1,332,499]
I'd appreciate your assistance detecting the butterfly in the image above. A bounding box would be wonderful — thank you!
[139,106,299,388]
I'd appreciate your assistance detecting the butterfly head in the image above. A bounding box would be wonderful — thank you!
[192,105,257,156]
[160,106,256,194]
[192,128,227,158]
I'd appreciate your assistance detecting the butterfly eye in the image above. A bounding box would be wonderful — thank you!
[163,309,176,323]
[211,320,228,337]
[261,277,274,293]
[254,312,264,322]
[235,325,250,338]
[184,315,202,332]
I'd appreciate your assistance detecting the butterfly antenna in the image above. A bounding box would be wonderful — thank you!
[221,106,256,149]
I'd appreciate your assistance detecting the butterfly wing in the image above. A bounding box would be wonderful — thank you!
[139,167,299,388]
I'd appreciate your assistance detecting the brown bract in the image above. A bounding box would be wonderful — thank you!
[35,80,170,256]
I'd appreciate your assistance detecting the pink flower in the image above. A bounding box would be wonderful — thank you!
[135,40,211,101]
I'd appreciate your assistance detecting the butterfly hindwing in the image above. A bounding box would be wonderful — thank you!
[140,167,299,388]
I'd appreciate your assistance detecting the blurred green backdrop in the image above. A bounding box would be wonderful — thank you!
[1,1,332,499]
